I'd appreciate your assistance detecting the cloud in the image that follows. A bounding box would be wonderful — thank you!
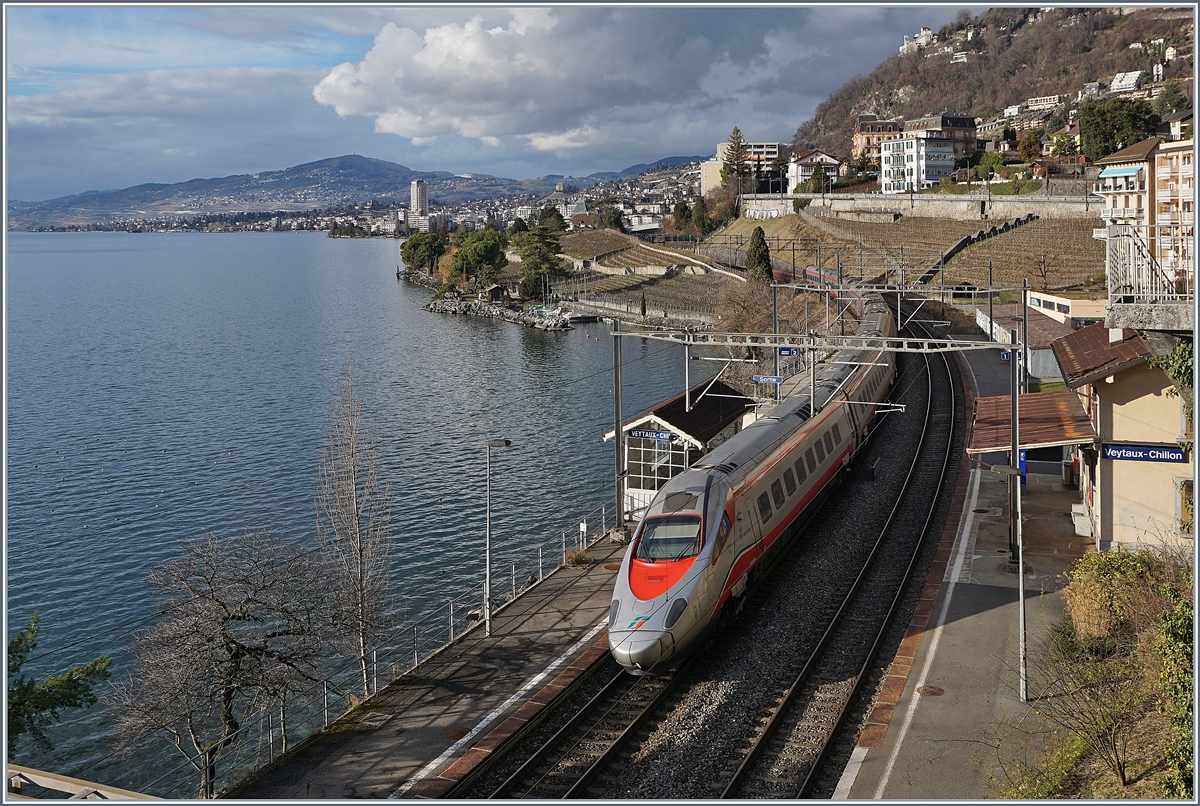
[6,6,976,199]
[6,66,383,200]
[312,7,966,163]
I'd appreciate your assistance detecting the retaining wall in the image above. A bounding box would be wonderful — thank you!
[742,193,1100,221]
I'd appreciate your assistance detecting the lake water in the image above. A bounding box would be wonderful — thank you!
[5,231,711,791]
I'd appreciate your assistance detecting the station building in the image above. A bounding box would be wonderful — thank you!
[605,379,755,518]
[1051,324,1192,549]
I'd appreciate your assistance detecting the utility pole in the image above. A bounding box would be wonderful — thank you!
[612,319,625,536]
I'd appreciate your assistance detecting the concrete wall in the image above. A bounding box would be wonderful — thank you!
[741,193,1100,221]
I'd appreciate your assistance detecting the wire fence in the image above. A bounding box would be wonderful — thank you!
[137,498,623,798]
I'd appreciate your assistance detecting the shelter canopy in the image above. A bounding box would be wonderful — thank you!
[968,390,1097,455]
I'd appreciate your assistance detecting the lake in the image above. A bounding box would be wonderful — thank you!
[5,231,711,792]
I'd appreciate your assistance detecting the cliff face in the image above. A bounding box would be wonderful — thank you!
[792,7,1194,156]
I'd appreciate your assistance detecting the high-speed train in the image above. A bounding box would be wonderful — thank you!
[608,293,897,674]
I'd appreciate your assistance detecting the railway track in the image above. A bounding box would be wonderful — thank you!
[442,306,962,801]
[716,310,959,798]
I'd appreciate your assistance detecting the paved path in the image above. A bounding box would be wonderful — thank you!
[226,540,626,799]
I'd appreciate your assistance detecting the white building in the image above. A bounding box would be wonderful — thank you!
[787,149,841,190]
[1110,71,1144,93]
[879,133,955,194]
[410,179,428,216]
[699,140,784,196]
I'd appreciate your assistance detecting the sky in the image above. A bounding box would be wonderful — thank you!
[6,4,973,202]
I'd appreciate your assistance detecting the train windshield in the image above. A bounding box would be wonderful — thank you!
[634,515,703,562]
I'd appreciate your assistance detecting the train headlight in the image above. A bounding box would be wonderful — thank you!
[609,600,620,628]
[664,597,688,630]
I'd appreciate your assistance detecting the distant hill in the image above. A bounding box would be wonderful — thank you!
[586,155,707,180]
[8,153,707,229]
[792,7,1193,157]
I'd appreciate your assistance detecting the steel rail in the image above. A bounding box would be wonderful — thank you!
[719,307,955,798]
[438,651,617,798]
[487,668,634,798]
[796,318,958,797]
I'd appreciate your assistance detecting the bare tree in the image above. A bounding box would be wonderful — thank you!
[315,361,393,698]
[109,531,327,797]
[1028,252,1059,291]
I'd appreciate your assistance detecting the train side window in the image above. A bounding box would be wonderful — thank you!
[757,492,772,522]
[771,479,786,508]
[815,439,826,463]
[824,432,834,453]
[832,424,842,444]
[805,449,816,474]
[794,459,807,484]
[715,513,731,556]
[783,468,797,495]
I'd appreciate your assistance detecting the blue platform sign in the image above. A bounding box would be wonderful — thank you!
[753,375,784,384]
[630,429,675,442]
[778,347,799,356]
[1102,443,1188,463]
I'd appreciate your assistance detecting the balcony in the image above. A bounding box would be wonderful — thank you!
[1101,208,1143,220]
[1156,211,1195,226]
[1105,223,1193,332]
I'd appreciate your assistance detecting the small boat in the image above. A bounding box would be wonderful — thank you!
[563,310,599,324]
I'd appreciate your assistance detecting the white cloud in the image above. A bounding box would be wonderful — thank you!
[311,6,967,162]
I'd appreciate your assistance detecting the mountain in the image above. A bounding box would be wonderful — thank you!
[586,155,707,180]
[791,7,1193,158]
[8,153,706,229]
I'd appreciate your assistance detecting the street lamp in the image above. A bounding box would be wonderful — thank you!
[484,439,512,637]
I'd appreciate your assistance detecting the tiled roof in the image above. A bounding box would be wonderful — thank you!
[1096,136,1162,165]
[968,390,1097,454]
[1050,322,1152,389]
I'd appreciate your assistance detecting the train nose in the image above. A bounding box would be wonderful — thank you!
[609,632,674,673]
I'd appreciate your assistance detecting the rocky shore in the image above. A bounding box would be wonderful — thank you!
[424,298,571,330]
[398,266,439,289]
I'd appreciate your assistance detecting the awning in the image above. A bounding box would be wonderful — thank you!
[1098,166,1142,178]
[968,390,1097,455]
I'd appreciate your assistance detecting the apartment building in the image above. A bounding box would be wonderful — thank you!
[904,113,977,157]
[410,179,428,216]
[1153,138,1194,287]
[850,114,904,168]
[699,140,784,196]
[880,133,955,193]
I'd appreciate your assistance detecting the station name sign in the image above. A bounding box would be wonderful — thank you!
[630,429,676,442]
[1102,443,1188,463]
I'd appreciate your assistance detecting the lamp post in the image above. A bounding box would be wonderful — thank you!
[484,439,512,637]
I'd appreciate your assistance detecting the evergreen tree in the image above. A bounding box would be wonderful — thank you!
[691,197,712,235]
[451,228,509,287]
[538,206,567,231]
[672,200,691,231]
[8,613,112,759]
[745,226,772,285]
[1153,80,1189,116]
[1079,98,1160,161]
[516,226,567,300]
[720,126,750,183]
[506,217,528,237]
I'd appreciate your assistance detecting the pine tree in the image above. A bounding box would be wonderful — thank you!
[720,126,750,183]
[8,613,112,759]
[745,226,772,285]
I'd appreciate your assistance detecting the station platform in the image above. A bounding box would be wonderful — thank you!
[234,341,1089,801]
[834,343,1089,799]
[228,540,627,799]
